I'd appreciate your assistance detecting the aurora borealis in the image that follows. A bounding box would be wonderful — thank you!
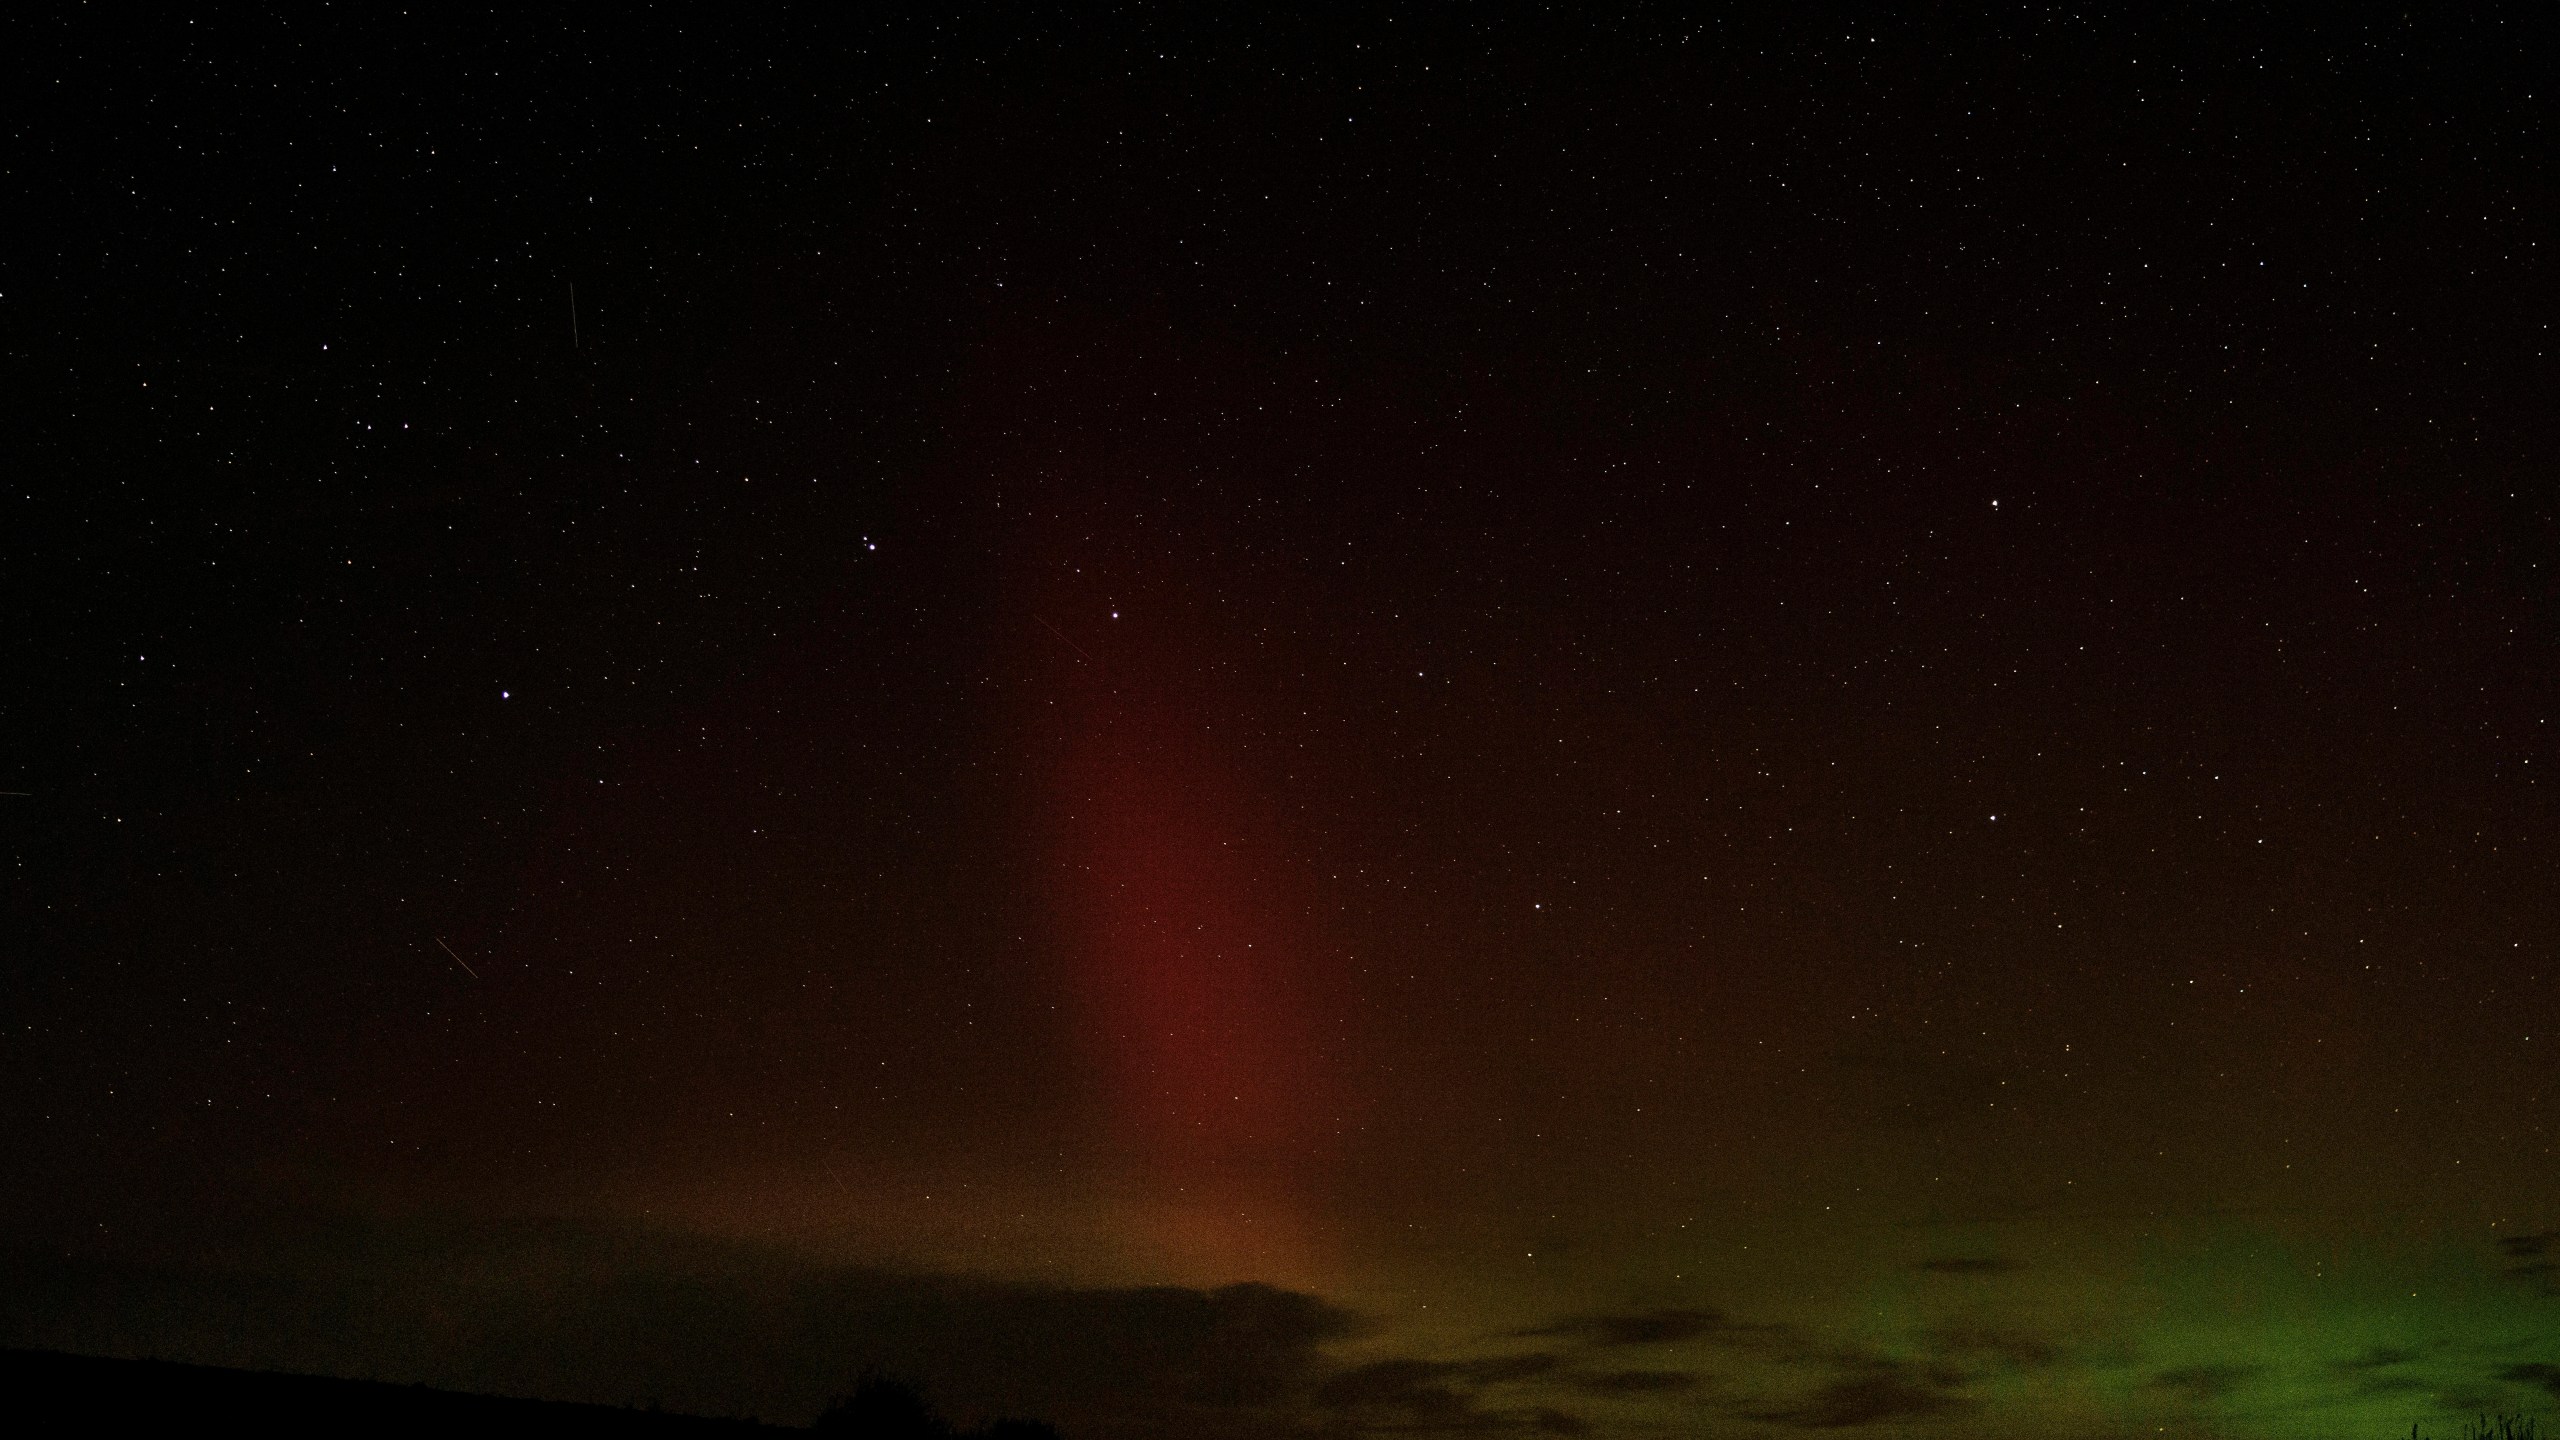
[6,9,2554,1437]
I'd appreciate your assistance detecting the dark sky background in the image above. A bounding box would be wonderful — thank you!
[5,8,2555,1437]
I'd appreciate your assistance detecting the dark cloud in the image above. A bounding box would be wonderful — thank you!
[1522,1307,1734,1347]
[2334,1345,2432,1394]
[1460,1355,1564,1384]
[2335,1346,2421,1373]
[1914,1256,2013,1276]
[0,1219,1353,1436]
[1563,1369,1696,1394]
[2499,1363,2560,1402]
[2344,1372,2435,1399]
[2498,1234,2559,1292]
[1921,1325,2060,1371]
[2147,1364,2260,1402]
[1311,1354,1565,1406]
[1312,1356,1585,1433]
[2509,1262,2560,1293]
[2439,1389,2518,1417]
[1748,1369,1967,1429]
[1315,1360,1477,1425]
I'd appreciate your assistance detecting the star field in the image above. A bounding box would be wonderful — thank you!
[5,9,2555,1437]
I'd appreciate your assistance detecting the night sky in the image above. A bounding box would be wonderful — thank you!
[6,9,2556,1437]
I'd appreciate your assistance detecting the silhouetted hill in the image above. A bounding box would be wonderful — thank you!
[0,1347,792,1435]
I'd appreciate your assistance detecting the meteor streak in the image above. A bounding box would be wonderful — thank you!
[434,936,480,980]
[1035,614,1094,664]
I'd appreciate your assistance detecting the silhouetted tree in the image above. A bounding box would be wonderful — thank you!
[814,1374,948,1439]
[812,1374,1064,1440]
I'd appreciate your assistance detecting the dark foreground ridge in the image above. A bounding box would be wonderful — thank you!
[0,1347,792,1435]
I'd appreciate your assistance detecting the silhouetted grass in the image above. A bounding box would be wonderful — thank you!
[2405,1416,2543,1440]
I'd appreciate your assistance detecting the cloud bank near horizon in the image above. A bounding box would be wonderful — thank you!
[3,1216,2553,1437]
